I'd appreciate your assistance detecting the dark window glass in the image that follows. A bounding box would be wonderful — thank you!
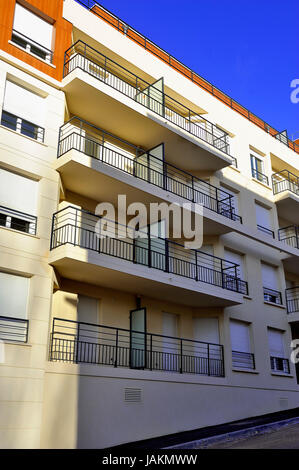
[0,213,7,226]
[1,111,17,131]
[10,217,30,233]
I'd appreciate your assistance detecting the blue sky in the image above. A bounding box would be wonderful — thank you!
[84,0,299,139]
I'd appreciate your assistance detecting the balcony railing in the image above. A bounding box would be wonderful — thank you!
[63,41,232,157]
[1,110,45,143]
[270,356,290,374]
[272,170,299,196]
[11,29,53,63]
[0,315,29,343]
[263,287,283,305]
[251,168,269,186]
[232,350,255,370]
[0,206,37,235]
[58,117,242,223]
[50,317,225,377]
[50,206,248,295]
[257,225,275,238]
[286,287,299,314]
[74,1,299,156]
[278,225,299,249]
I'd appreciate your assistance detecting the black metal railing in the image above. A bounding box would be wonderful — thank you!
[257,225,275,238]
[286,287,299,314]
[0,315,29,343]
[263,287,283,305]
[50,317,225,377]
[63,41,232,157]
[0,206,37,235]
[58,117,242,223]
[50,206,248,295]
[11,29,53,63]
[232,350,255,370]
[1,110,45,143]
[278,225,299,249]
[272,170,299,196]
[251,168,269,186]
[270,356,290,374]
[74,1,299,156]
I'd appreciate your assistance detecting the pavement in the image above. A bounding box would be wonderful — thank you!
[203,422,299,449]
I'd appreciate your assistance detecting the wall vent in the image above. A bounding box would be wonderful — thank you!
[124,388,142,403]
[279,397,288,409]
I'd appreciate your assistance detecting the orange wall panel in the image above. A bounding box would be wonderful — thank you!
[0,0,72,81]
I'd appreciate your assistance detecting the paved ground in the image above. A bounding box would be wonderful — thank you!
[202,422,299,449]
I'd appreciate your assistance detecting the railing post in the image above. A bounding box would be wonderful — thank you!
[191,176,195,203]
[220,259,225,289]
[50,213,55,250]
[114,329,118,367]
[150,334,153,371]
[75,322,80,364]
[207,343,210,376]
[215,187,220,214]
[195,250,198,281]
[165,239,169,273]
[74,208,78,246]
[180,339,183,373]
[148,225,151,268]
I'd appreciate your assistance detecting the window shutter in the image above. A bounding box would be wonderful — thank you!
[230,320,251,353]
[193,318,219,344]
[0,169,38,215]
[255,203,272,229]
[261,263,278,290]
[0,272,29,319]
[3,81,46,127]
[224,249,243,279]
[13,3,53,51]
[268,328,285,357]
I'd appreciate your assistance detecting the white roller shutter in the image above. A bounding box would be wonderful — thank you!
[261,263,278,290]
[193,318,219,344]
[13,3,53,51]
[0,272,29,319]
[3,81,46,127]
[230,320,251,353]
[224,249,243,279]
[268,328,285,358]
[0,169,38,216]
[255,203,272,230]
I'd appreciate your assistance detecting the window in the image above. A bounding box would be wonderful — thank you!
[261,262,282,304]
[0,169,38,234]
[224,249,244,280]
[250,154,268,185]
[268,328,289,374]
[230,320,255,369]
[1,81,45,142]
[0,272,29,342]
[255,203,273,237]
[12,3,53,63]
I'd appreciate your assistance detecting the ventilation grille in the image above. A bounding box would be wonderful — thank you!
[124,388,142,403]
[279,397,288,409]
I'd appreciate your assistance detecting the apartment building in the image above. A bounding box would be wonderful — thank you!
[0,0,299,449]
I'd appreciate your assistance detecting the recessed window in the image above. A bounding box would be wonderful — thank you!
[261,262,282,305]
[1,81,45,142]
[0,272,29,342]
[230,320,255,370]
[0,169,38,235]
[255,203,274,238]
[268,328,289,374]
[11,3,53,63]
[250,154,268,185]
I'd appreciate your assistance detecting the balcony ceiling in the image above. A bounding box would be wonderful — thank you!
[62,72,232,172]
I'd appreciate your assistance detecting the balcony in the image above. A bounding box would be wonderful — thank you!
[0,206,37,235]
[278,226,299,249]
[1,110,45,143]
[61,41,234,171]
[272,170,299,224]
[263,287,283,305]
[56,117,242,232]
[270,356,290,374]
[232,350,255,370]
[257,225,275,238]
[286,287,299,316]
[50,317,225,377]
[0,315,29,343]
[49,206,248,307]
